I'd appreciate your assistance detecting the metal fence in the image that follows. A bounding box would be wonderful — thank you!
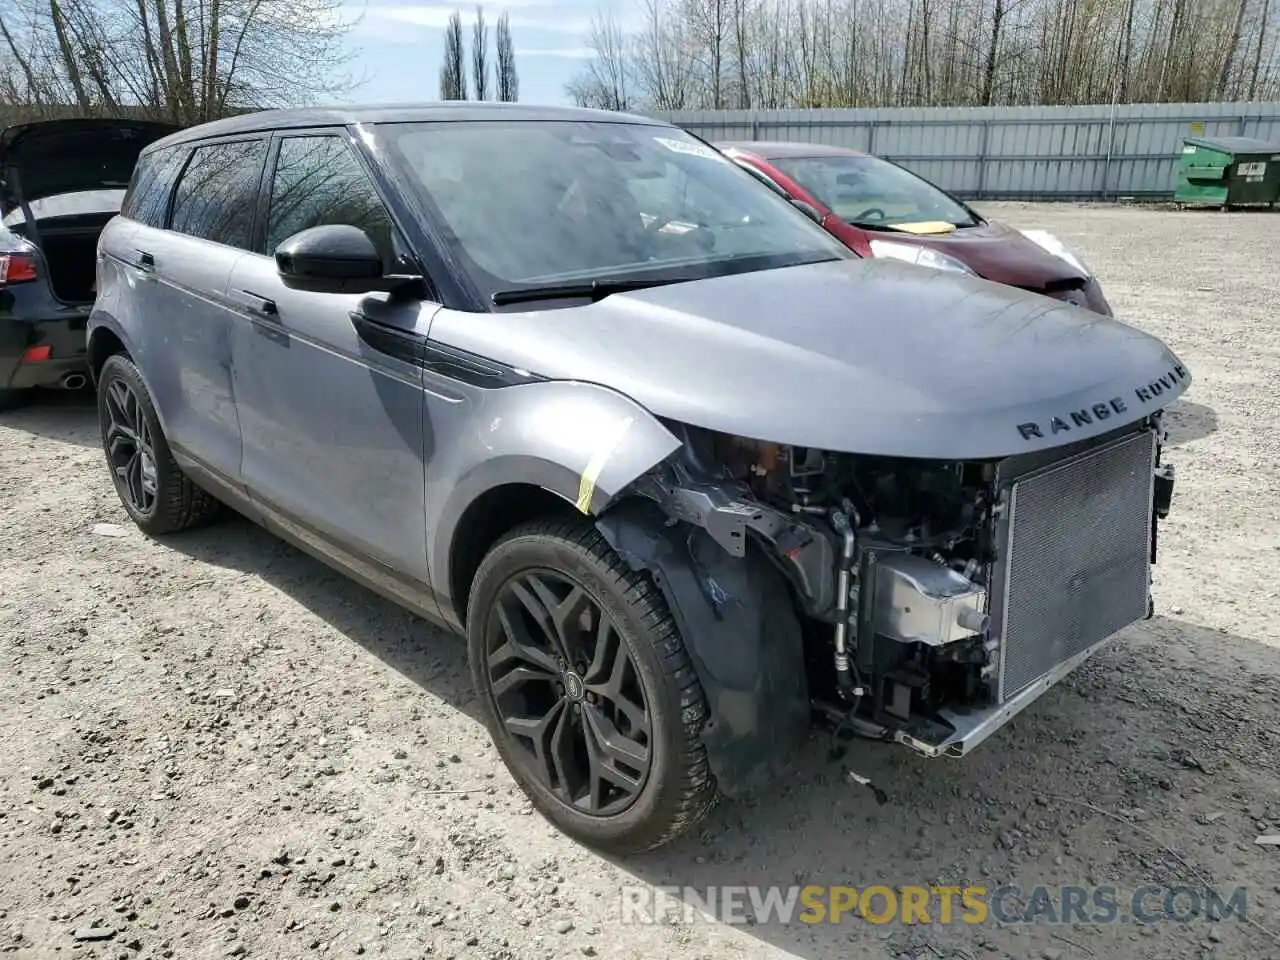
[653,101,1280,201]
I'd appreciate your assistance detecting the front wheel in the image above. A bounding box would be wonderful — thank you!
[467,516,718,854]
[96,353,221,535]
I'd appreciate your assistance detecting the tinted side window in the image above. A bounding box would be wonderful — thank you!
[120,146,187,228]
[265,136,398,268]
[169,140,267,249]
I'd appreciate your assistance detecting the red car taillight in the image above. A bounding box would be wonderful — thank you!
[0,252,39,285]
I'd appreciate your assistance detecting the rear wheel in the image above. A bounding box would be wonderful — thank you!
[0,388,30,412]
[97,354,221,535]
[467,516,717,854]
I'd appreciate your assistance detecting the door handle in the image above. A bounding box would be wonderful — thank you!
[233,289,278,317]
[133,250,155,273]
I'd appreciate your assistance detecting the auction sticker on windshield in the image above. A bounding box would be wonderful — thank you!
[654,136,721,160]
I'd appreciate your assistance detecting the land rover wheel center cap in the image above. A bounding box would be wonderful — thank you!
[562,671,585,701]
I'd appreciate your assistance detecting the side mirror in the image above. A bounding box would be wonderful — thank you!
[275,224,424,296]
[789,199,824,224]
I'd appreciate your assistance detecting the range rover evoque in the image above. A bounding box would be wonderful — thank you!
[89,104,1188,855]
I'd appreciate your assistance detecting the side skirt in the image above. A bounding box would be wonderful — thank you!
[171,444,455,634]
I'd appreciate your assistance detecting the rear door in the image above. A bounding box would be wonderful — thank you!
[133,137,268,480]
[100,143,183,370]
[226,128,439,589]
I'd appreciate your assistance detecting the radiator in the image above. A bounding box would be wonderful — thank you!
[995,429,1158,702]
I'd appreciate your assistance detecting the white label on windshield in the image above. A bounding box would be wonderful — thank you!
[653,136,721,159]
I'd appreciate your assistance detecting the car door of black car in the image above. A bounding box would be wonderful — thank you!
[226,129,442,599]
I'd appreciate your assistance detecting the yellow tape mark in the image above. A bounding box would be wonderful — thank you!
[886,220,957,235]
[576,416,636,513]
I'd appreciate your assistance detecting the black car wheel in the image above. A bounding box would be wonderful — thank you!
[0,388,30,412]
[97,354,221,535]
[467,516,717,854]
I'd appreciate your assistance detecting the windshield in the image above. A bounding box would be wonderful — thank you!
[379,121,851,302]
[770,154,978,229]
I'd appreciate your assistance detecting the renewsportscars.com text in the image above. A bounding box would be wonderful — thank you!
[619,884,1249,926]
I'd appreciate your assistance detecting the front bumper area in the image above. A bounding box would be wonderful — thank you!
[0,315,89,390]
[894,632,1119,757]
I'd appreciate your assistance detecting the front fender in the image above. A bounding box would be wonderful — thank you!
[426,379,681,607]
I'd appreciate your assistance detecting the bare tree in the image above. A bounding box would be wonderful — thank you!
[471,5,490,100]
[1,0,359,124]
[568,0,1280,109]
[440,9,466,100]
[495,9,518,100]
[565,10,633,109]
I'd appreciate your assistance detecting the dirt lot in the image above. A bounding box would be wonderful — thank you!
[2,202,1278,960]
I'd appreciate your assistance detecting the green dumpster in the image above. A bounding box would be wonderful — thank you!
[1175,135,1280,209]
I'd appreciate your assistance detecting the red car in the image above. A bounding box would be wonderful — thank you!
[718,141,1113,316]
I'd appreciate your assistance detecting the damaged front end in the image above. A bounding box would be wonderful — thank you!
[596,415,1177,798]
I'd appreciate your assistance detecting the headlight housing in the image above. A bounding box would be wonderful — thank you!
[1018,229,1091,277]
[868,238,975,275]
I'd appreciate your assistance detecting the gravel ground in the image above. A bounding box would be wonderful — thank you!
[1,202,1278,960]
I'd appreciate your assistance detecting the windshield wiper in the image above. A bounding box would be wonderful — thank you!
[491,277,681,306]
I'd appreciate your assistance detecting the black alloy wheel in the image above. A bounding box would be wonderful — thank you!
[487,568,652,816]
[467,517,717,854]
[103,375,159,517]
[96,353,221,535]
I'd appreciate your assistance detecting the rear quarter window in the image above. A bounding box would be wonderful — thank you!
[121,146,187,228]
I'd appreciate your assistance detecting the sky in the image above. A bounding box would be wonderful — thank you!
[336,0,622,108]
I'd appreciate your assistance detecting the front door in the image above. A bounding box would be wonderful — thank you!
[227,131,439,594]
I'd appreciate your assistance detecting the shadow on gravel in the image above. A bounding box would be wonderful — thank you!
[164,510,480,718]
[1163,398,1218,447]
[14,398,1273,957]
[613,616,1280,960]
[0,388,99,448]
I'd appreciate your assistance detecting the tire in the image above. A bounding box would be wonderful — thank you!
[467,516,717,855]
[97,353,221,535]
[0,388,30,412]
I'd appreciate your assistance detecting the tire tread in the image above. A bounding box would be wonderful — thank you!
[98,354,221,535]
[473,514,718,853]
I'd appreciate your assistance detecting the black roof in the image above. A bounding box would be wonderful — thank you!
[146,102,667,151]
[717,140,870,159]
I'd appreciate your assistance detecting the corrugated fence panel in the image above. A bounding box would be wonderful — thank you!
[658,101,1280,200]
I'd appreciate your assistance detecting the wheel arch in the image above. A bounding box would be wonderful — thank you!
[447,481,579,628]
[87,316,173,438]
[426,380,682,624]
[87,324,129,383]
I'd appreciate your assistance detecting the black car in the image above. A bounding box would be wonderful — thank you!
[0,118,178,410]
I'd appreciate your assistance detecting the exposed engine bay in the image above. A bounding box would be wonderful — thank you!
[600,413,1177,798]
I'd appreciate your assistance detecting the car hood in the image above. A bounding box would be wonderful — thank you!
[433,258,1190,460]
[880,219,1088,290]
[0,118,180,215]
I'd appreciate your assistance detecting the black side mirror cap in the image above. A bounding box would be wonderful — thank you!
[275,224,425,296]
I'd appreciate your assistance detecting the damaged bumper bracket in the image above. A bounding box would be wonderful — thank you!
[657,480,838,616]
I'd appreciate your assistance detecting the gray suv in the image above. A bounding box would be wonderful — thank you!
[91,103,1188,854]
